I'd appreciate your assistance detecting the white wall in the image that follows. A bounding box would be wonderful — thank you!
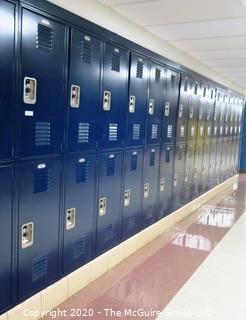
[48,0,244,94]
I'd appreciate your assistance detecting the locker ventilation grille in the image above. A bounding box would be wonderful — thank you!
[130,154,138,171]
[107,157,116,176]
[32,255,48,282]
[33,168,49,193]
[108,123,118,141]
[76,161,87,183]
[36,24,53,52]
[111,50,121,72]
[167,125,173,138]
[180,125,185,138]
[151,124,158,140]
[104,224,113,243]
[81,38,92,64]
[35,122,51,146]
[150,151,155,166]
[128,216,136,230]
[132,124,140,140]
[155,68,161,84]
[78,123,90,144]
[136,60,143,79]
[73,237,85,259]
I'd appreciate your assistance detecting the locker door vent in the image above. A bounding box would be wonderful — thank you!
[111,49,121,72]
[167,125,173,138]
[108,123,118,141]
[76,161,88,184]
[180,125,185,137]
[132,124,140,140]
[103,224,113,243]
[33,168,49,193]
[107,156,116,176]
[136,60,143,79]
[78,123,90,144]
[150,151,155,166]
[32,255,48,282]
[81,38,92,64]
[36,24,53,52]
[73,237,85,259]
[151,124,158,140]
[128,216,136,230]
[130,154,138,171]
[35,122,51,146]
[155,68,161,84]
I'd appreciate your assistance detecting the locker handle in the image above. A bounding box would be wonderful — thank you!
[164,102,170,117]
[103,91,111,111]
[99,197,107,216]
[174,173,178,186]
[149,99,155,115]
[70,85,80,108]
[129,95,136,113]
[178,104,183,118]
[23,77,37,104]
[160,177,165,192]
[124,189,131,206]
[21,222,34,249]
[184,170,188,182]
[144,183,150,198]
[189,106,194,119]
[66,208,76,230]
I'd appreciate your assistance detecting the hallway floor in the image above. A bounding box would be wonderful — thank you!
[45,174,246,320]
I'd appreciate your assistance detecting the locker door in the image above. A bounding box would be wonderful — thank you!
[215,139,223,184]
[197,85,207,141]
[63,153,97,275]
[67,30,101,152]
[183,141,195,203]
[161,69,180,144]
[17,159,61,300]
[158,144,174,219]
[0,2,15,161]
[126,53,149,147]
[121,149,143,239]
[142,146,160,228]
[205,88,215,141]
[100,43,128,149]
[172,143,186,210]
[187,81,199,142]
[19,10,66,158]
[209,139,217,187]
[201,140,211,191]
[192,140,204,197]
[0,166,13,312]
[96,151,123,254]
[146,63,165,145]
[176,75,190,143]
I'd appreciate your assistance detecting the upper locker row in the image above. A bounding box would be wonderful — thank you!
[0,6,243,162]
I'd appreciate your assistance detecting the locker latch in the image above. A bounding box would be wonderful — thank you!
[164,102,170,116]
[99,197,107,216]
[160,177,165,192]
[144,183,150,198]
[129,95,136,113]
[124,189,131,206]
[103,91,111,111]
[202,165,205,175]
[184,170,188,182]
[199,107,203,119]
[194,168,197,178]
[23,77,37,104]
[66,208,76,230]
[174,173,178,186]
[21,222,34,249]
[149,99,155,115]
[189,106,194,118]
[178,104,183,118]
[70,85,80,108]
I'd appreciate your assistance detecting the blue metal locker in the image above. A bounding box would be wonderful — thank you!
[172,143,186,210]
[192,140,204,197]
[100,43,128,149]
[19,10,66,158]
[161,69,180,144]
[146,63,165,145]
[196,85,207,141]
[63,153,97,275]
[183,141,196,204]
[201,140,211,192]
[0,165,13,313]
[17,159,61,300]
[157,144,174,219]
[67,29,101,152]
[0,1,15,162]
[142,146,160,227]
[187,80,200,142]
[209,139,218,187]
[204,88,215,141]
[96,151,123,254]
[126,53,149,147]
[215,138,223,184]
[121,148,143,239]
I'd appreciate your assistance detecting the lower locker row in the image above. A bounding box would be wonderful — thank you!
[0,137,240,313]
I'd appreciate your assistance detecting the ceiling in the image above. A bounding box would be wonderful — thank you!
[98,0,246,90]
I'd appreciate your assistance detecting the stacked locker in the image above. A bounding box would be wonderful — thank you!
[219,94,227,182]
[224,95,232,180]
[183,79,199,203]
[158,70,180,218]
[0,0,15,313]
[173,75,189,210]
[17,10,66,300]
[63,30,100,274]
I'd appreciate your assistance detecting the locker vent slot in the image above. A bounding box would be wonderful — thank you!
[78,123,90,144]
[128,216,136,230]
[155,68,161,84]
[36,24,53,52]
[33,168,49,193]
[111,49,121,72]
[171,75,175,88]
[130,154,138,171]
[35,122,51,146]
[32,255,47,282]
[107,157,116,176]
[132,124,140,140]
[151,124,158,140]
[150,151,155,166]
[73,237,85,259]
[81,38,92,64]
[76,161,88,183]
[167,125,173,138]
[165,149,170,163]
[108,123,118,141]
[136,60,143,79]
[180,125,185,137]
[104,224,113,243]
